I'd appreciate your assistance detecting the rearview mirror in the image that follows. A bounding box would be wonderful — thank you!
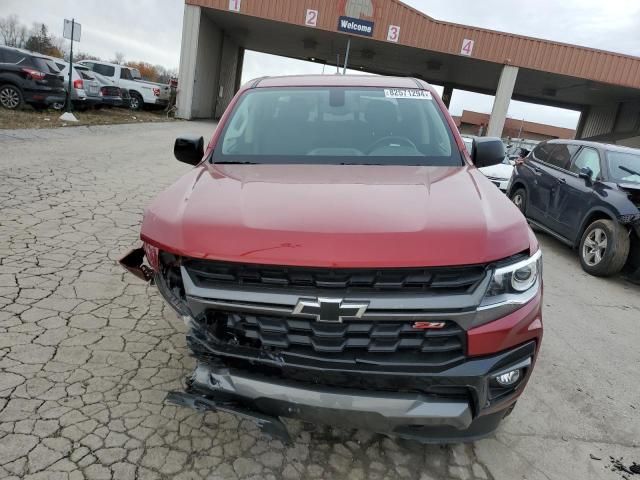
[472,137,505,168]
[174,136,204,166]
[578,167,593,182]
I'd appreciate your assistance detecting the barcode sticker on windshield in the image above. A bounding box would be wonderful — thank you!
[384,89,432,100]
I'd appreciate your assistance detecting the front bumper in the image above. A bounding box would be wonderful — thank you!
[119,247,541,443]
[167,339,536,443]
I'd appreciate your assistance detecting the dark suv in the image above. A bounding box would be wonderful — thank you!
[0,46,66,110]
[508,140,640,277]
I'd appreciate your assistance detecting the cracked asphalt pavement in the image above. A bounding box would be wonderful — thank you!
[1,122,638,480]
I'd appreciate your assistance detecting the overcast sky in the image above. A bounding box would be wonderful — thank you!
[4,0,640,129]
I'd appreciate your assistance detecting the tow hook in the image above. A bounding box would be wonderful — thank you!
[119,247,154,282]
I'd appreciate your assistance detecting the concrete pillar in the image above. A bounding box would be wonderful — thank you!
[486,65,519,138]
[214,36,244,119]
[176,4,200,120]
[177,4,230,120]
[441,85,453,109]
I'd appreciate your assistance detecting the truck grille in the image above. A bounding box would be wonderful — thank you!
[183,259,486,294]
[204,311,466,367]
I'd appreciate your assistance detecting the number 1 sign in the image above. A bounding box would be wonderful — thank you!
[461,38,474,56]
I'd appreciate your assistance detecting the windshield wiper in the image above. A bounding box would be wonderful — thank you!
[619,165,640,177]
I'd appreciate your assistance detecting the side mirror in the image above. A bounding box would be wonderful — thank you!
[174,136,204,166]
[578,167,593,182]
[472,137,506,168]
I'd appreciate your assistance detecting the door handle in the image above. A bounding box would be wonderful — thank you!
[532,167,542,175]
[557,178,566,184]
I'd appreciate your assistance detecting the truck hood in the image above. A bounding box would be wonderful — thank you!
[141,164,533,267]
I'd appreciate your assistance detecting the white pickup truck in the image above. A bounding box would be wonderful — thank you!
[77,60,170,110]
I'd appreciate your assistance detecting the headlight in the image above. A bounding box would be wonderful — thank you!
[475,250,542,326]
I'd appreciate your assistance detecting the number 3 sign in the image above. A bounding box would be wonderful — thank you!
[461,38,474,56]
[387,25,400,43]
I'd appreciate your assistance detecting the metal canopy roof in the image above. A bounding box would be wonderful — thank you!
[187,0,640,110]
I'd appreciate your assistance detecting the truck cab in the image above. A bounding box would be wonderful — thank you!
[121,75,543,444]
[78,60,170,110]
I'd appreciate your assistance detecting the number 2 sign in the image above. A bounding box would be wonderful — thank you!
[461,38,474,56]
[387,25,400,43]
[229,0,241,12]
[305,9,318,27]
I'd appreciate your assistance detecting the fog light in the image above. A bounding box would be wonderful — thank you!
[495,369,521,387]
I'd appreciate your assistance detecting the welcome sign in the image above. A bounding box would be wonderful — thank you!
[338,16,374,37]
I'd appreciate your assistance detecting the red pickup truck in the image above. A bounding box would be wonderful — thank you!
[121,75,543,443]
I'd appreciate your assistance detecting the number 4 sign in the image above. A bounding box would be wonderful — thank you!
[305,9,318,27]
[229,0,241,12]
[387,25,400,43]
[461,38,474,56]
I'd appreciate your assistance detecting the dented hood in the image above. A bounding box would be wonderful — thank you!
[141,164,533,267]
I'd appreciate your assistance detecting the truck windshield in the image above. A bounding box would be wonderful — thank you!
[607,151,640,184]
[214,87,462,166]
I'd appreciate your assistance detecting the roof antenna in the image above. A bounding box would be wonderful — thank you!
[336,54,340,74]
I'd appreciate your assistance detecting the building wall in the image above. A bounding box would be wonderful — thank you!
[617,136,640,148]
[578,101,640,143]
[579,103,618,139]
[459,123,559,141]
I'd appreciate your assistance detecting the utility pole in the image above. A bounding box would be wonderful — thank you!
[60,18,81,122]
[66,18,75,113]
[517,118,525,144]
[343,37,351,75]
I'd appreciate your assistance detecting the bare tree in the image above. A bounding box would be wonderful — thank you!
[113,51,125,64]
[0,15,28,48]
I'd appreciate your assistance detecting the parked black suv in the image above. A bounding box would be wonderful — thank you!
[0,46,66,110]
[508,140,640,278]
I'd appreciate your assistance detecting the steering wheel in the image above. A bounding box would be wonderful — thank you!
[367,136,418,154]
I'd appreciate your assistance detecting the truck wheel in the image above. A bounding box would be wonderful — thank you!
[510,188,527,214]
[129,93,143,111]
[0,84,24,109]
[579,219,630,277]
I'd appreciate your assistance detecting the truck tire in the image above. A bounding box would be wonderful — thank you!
[579,219,630,277]
[129,92,143,111]
[510,188,527,215]
[0,84,24,109]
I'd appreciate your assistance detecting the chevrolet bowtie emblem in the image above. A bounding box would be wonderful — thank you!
[292,297,368,323]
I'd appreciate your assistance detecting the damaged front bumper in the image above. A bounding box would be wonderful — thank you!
[120,246,538,443]
[162,345,533,444]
